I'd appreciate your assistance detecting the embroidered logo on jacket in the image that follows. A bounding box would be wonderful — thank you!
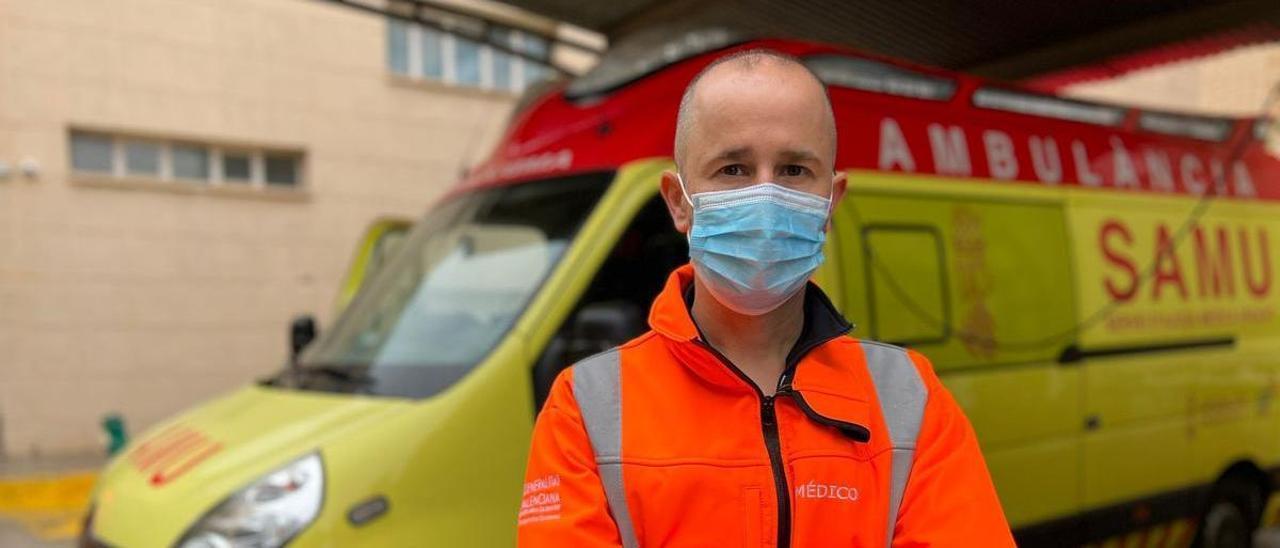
[519,474,562,525]
[795,480,860,502]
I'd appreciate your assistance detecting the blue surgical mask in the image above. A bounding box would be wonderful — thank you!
[679,175,832,315]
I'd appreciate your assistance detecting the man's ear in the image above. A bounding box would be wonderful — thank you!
[831,171,848,205]
[826,171,848,232]
[660,170,692,234]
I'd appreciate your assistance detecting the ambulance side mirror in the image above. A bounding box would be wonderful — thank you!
[290,315,318,362]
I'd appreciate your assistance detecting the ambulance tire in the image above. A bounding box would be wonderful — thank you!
[1193,479,1264,548]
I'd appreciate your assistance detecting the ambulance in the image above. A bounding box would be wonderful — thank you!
[84,30,1280,547]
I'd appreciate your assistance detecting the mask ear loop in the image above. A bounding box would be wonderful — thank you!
[677,172,694,244]
[815,170,840,232]
[677,172,694,206]
[826,171,837,216]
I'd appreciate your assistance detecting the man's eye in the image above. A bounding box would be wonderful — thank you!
[782,165,809,177]
[720,165,747,176]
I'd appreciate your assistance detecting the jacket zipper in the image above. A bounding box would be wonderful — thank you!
[760,394,791,548]
[694,340,795,548]
[682,286,856,547]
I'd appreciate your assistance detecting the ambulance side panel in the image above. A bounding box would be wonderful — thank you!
[1067,191,1280,531]
[832,173,1081,529]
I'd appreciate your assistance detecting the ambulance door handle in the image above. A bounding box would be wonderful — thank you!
[1084,414,1101,431]
[348,495,389,526]
[1056,344,1083,365]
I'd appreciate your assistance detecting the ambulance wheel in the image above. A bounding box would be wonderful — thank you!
[1194,480,1262,548]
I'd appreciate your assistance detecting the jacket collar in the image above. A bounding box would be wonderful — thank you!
[648,265,873,442]
[648,264,853,351]
[647,264,854,383]
[646,264,703,344]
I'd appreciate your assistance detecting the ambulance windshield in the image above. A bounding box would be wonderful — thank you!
[291,172,611,398]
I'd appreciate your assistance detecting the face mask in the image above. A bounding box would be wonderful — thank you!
[679,174,831,315]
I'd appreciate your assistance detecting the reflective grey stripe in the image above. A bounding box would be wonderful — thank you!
[860,341,928,548]
[572,349,639,548]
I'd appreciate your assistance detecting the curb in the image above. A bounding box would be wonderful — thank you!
[0,471,96,541]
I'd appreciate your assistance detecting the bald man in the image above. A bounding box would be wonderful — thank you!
[518,49,1014,547]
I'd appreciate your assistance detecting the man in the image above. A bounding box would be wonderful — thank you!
[518,49,1014,547]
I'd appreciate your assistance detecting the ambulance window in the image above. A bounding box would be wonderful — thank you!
[295,172,611,399]
[804,55,956,101]
[862,225,949,346]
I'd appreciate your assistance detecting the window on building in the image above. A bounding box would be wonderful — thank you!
[68,129,305,192]
[264,153,300,187]
[517,32,550,87]
[222,152,252,183]
[454,36,482,86]
[490,28,513,90]
[171,144,210,181]
[388,19,410,75]
[124,141,161,176]
[387,18,553,93]
[70,132,113,173]
[421,27,444,79]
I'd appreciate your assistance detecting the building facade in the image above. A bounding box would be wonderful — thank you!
[0,0,596,457]
[1063,42,1280,116]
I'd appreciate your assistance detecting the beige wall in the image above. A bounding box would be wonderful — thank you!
[0,0,536,456]
[1062,42,1280,116]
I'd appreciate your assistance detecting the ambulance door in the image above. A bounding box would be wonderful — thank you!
[833,185,1082,536]
[1069,203,1205,541]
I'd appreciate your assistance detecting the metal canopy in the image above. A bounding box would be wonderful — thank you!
[490,0,1280,80]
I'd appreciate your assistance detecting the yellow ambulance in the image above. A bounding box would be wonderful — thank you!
[84,34,1280,547]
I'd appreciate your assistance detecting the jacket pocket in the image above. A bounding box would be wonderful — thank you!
[742,486,765,548]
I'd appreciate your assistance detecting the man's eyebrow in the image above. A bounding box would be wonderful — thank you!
[707,146,752,164]
[778,148,822,164]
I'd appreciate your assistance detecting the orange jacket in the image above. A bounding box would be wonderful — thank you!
[519,265,1014,547]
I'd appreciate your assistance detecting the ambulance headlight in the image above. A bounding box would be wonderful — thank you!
[178,453,324,548]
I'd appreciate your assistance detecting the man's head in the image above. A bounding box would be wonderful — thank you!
[662,48,846,235]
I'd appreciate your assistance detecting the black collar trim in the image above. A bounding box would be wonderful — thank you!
[682,280,855,369]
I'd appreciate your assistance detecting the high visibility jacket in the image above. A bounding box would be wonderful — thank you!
[519,265,1014,547]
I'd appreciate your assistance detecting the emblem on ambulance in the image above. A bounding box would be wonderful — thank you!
[127,424,223,487]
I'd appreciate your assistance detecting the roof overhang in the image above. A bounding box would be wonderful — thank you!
[490,0,1280,81]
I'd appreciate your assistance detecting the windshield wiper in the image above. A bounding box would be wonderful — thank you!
[297,364,374,384]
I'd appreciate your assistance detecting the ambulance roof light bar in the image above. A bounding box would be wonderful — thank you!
[804,54,958,102]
